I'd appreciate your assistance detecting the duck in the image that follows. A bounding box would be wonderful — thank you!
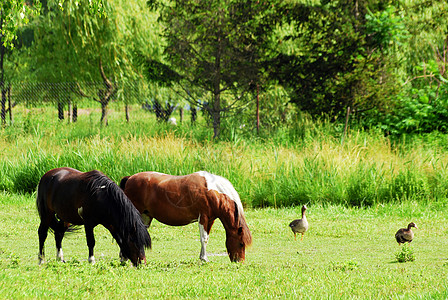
[395,222,418,245]
[289,205,309,241]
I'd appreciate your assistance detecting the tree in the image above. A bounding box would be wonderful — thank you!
[270,0,406,121]
[153,0,277,138]
[1,1,39,125]
[29,0,153,125]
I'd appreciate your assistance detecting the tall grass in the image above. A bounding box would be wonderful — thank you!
[2,104,448,207]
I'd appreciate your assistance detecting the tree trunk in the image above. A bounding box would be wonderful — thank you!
[73,103,78,123]
[212,92,221,139]
[211,34,223,139]
[58,102,64,121]
[7,84,12,125]
[125,104,129,122]
[191,106,197,124]
[0,10,4,127]
[100,100,108,126]
[67,99,71,123]
[1,88,5,127]
[98,58,115,126]
[179,107,183,123]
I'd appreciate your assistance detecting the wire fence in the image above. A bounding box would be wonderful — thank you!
[0,81,295,138]
[0,81,200,125]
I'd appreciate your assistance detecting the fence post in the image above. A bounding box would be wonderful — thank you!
[341,106,351,145]
[256,84,260,135]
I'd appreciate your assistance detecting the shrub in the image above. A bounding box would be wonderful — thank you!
[395,244,415,263]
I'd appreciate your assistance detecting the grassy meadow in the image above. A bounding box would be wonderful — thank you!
[1,103,448,298]
[1,193,448,298]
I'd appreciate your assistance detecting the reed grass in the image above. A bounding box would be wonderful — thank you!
[2,104,448,207]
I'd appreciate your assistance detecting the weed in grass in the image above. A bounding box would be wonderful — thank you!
[395,244,416,263]
[330,260,360,272]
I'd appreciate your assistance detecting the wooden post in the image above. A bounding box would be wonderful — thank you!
[341,106,351,145]
[256,84,260,134]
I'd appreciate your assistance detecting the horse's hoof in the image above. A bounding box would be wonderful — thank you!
[200,257,210,263]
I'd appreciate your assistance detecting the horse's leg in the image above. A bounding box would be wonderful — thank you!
[51,218,68,262]
[38,222,49,265]
[85,224,96,264]
[198,214,214,262]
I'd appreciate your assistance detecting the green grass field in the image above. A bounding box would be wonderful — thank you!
[1,104,448,298]
[1,192,448,299]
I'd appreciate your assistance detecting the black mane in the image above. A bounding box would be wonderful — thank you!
[85,170,151,250]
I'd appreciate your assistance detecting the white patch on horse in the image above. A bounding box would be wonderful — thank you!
[196,171,244,215]
[198,214,209,262]
[56,249,64,262]
[148,171,169,176]
[88,255,96,264]
[38,254,45,265]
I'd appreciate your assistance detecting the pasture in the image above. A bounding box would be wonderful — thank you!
[1,193,448,298]
[1,104,448,298]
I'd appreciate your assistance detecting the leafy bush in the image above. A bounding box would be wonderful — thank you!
[395,244,415,263]
[371,83,448,136]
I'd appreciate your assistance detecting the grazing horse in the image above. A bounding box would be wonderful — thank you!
[36,167,151,266]
[120,171,252,262]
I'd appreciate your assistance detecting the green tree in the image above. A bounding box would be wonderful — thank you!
[1,0,39,125]
[153,0,276,138]
[30,0,154,124]
[270,0,406,121]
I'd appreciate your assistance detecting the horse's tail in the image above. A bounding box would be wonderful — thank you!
[36,178,46,220]
[119,176,130,190]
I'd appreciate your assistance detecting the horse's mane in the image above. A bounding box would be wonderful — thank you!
[85,170,151,249]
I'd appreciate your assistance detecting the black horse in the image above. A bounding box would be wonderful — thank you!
[36,167,151,266]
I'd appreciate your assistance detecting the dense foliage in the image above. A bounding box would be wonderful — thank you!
[2,0,448,137]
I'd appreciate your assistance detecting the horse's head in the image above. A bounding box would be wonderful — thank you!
[226,226,251,262]
[118,238,147,266]
[108,222,151,266]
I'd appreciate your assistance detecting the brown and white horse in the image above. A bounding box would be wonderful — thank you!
[120,171,252,262]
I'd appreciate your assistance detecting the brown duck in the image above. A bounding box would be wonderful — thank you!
[289,205,309,241]
[395,222,418,245]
